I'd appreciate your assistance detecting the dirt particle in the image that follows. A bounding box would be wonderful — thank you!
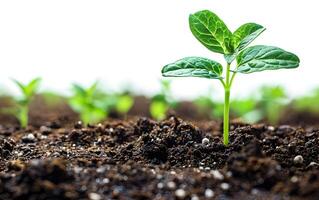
[8,159,25,171]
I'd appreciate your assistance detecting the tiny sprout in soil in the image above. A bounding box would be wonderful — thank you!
[161,10,300,145]
[69,82,134,125]
[12,78,42,128]
[69,82,108,125]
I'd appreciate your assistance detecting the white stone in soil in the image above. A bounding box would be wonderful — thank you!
[89,193,102,200]
[220,182,230,190]
[293,155,304,165]
[175,189,186,199]
[202,138,210,145]
[205,189,215,198]
[167,181,176,189]
[210,170,224,180]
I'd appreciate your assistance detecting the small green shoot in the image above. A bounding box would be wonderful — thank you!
[150,80,177,120]
[114,92,134,115]
[69,82,108,125]
[161,10,300,145]
[11,78,42,128]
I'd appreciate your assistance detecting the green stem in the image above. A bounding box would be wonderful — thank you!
[223,63,231,146]
[19,106,28,128]
[223,88,230,145]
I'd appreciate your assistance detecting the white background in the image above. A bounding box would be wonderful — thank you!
[0,0,318,100]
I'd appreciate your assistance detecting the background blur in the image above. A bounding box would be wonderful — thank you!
[0,0,317,100]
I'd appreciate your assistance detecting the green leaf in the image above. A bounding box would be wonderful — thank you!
[162,57,223,79]
[72,84,87,97]
[150,101,168,120]
[116,95,134,114]
[189,10,233,54]
[236,45,300,74]
[233,23,265,51]
[12,78,41,100]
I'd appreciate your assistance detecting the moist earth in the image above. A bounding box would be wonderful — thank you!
[1,116,319,200]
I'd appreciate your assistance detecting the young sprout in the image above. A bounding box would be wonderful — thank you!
[69,82,108,125]
[150,80,177,120]
[161,10,300,145]
[114,92,134,116]
[12,78,42,128]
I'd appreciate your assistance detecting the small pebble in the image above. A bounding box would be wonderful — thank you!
[202,138,210,145]
[211,170,224,180]
[88,193,101,200]
[205,189,214,198]
[102,178,110,184]
[74,121,83,129]
[293,155,304,165]
[96,167,106,173]
[40,126,52,135]
[22,133,36,143]
[308,162,319,167]
[251,188,259,195]
[191,195,199,200]
[268,126,275,131]
[226,171,232,178]
[167,181,176,189]
[157,182,164,189]
[290,176,298,183]
[204,167,210,171]
[220,183,230,190]
[175,189,186,199]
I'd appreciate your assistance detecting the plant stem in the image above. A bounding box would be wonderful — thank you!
[223,88,230,145]
[223,63,231,146]
[19,106,28,128]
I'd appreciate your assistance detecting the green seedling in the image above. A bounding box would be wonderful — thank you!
[69,82,108,125]
[11,78,42,128]
[150,80,177,120]
[161,10,300,145]
[114,92,134,115]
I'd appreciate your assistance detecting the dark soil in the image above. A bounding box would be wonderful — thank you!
[1,116,319,200]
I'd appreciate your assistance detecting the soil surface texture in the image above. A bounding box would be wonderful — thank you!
[1,116,319,200]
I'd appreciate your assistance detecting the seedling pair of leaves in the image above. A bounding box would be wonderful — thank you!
[69,82,134,125]
[0,78,42,128]
[161,10,300,145]
[150,80,178,120]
